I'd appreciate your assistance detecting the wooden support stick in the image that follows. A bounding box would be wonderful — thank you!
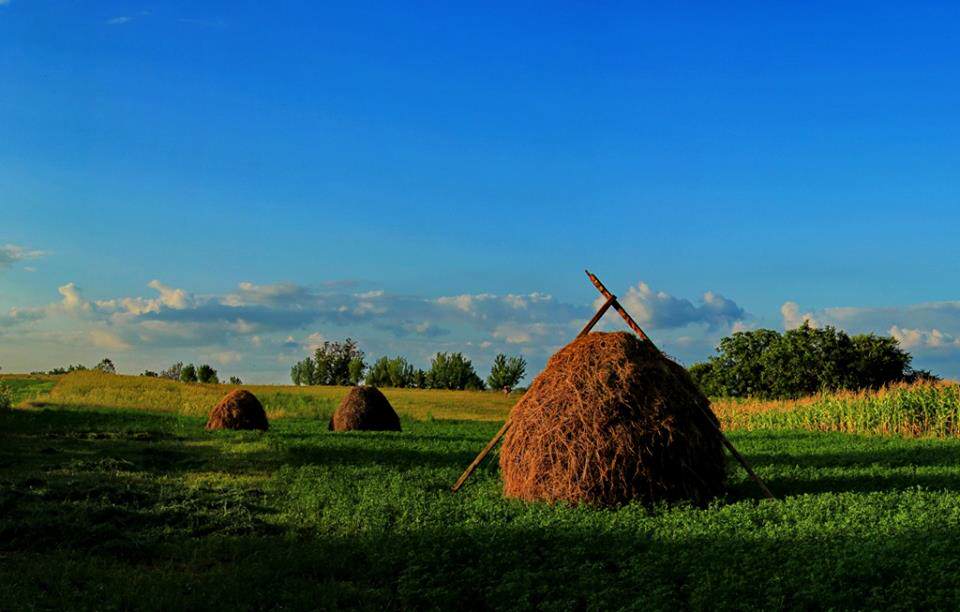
[451,419,511,492]
[585,270,652,344]
[578,294,617,337]
[451,293,617,493]
[584,270,776,501]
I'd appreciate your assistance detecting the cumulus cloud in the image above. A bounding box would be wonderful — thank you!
[595,282,747,330]
[781,301,818,330]
[223,282,309,307]
[0,244,47,269]
[781,300,960,340]
[0,307,45,328]
[147,280,191,309]
[889,326,960,351]
[57,283,91,314]
[0,277,746,381]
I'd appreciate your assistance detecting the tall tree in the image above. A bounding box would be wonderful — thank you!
[487,354,527,392]
[689,322,921,399]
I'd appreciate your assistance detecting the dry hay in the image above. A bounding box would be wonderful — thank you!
[205,389,269,431]
[499,331,725,507]
[329,386,402,432]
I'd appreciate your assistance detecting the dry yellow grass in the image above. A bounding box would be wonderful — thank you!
[29,371,517,421]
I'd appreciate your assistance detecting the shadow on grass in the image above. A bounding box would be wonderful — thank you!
[9,407,960,501]
[3,518,960,610]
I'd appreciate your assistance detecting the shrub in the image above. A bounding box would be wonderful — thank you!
[46,364,88,375]
[160,362,183,380]
[228,376,242,385]
[0,383,11,411]
[94,358,116,374]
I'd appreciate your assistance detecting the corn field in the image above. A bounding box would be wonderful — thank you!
[714,381,960,437]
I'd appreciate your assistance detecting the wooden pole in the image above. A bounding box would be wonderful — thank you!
[583,270,776,500]
[451,419,511,493]
[578,294,617,338]
[450,294,616,493]
[585,270,652,343]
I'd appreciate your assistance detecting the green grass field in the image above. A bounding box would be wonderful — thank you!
[4,375,960,609]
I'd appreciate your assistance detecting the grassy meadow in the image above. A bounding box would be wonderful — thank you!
[4,373,960,609]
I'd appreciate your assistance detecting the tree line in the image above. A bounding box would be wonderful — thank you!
[34,358,243,385]
[689,322,937,399]
[290,339,527,391]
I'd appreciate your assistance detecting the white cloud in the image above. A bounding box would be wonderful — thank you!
[89,329,130,350]
[0,277,740,381]
[57,283,91,313]
[106,16,133,25]
[595,282,747,330]
[212,351,242,365]
[303,332,326,351]
[436,294,486,314]
[147,280,190,309]
[0,307,45,327]
[781,301,818,330]
[0,244,47,269]
[889,326,960,351]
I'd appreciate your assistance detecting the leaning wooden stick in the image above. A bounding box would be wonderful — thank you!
[451,419,512,492]
[583,269,776,500]
[451,292,618,492]
[585,270,652,343]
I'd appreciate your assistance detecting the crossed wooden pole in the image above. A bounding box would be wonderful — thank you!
[451,270,776,500]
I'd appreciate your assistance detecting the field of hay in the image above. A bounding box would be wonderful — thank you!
[30,371,517,422]
[4,374,960,609]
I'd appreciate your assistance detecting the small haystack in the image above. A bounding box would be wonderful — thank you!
[205,389,269,431]
[329,386,401,432]
[499,331,725,507]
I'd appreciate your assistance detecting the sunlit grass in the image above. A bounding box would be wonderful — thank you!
[29,371,517,422]
[20,373,960,438]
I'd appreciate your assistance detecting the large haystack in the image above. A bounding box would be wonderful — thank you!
[329,386,401,432]
[499,331,725,507]
[205,389,269,431]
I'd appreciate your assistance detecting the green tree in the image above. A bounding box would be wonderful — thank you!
[308,339,365,385]
[180,363,198,383]
[367,356,415,388]
[427,352,485,390]
[196,364,219,384]
[487,354,527,392]
[412,368,428,389]
[141,370,158,377]
[348,357,366,386]
[689,322,921,399]
[228,376,243,385]
[849,334,912,390]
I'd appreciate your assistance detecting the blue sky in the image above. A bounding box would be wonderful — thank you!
[3,1,960,382]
